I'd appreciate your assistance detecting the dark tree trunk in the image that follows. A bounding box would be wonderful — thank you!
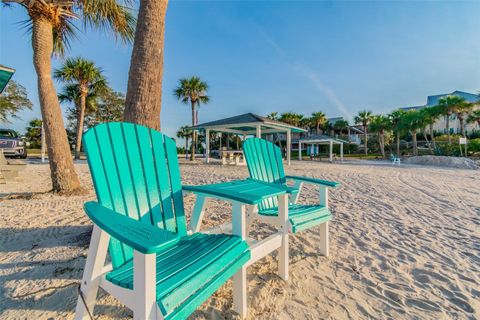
[31,17,81,193]
[190,101,196,160]
[75,90,87,159]
[396,131,400,156]
[124,0,168,130]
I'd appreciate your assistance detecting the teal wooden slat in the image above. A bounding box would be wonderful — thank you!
[165,249,250,320]
[160,238,248,313]
[151,133,176,232]
[135,126,162,226]
[121,123,151,223]
[164,136,187,236]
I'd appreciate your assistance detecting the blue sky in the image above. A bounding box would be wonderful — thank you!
[1,0,479,138]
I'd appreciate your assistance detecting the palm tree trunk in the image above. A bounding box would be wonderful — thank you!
[190,102,196,160]
[412,131,417,155]
[446,114,451,145]
[31,17,81,193]
[124,0,168,130]
[379,132,385,158]
[430,123,436,152]
[459,117,465,137]
[364,126,368,156]
[75,92,87,159]
[185,137,188,160]
[424,131,432,154]
[396,131,400,156]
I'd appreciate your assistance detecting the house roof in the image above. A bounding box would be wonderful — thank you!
[193,113,307,133]
[0,65,15,94]
[426,91,480,106]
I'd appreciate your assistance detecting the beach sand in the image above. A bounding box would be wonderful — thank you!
[0,160,479,319]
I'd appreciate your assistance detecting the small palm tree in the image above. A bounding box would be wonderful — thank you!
[176,126,192,159]
[455,102,474,137]
[310,111,327,135]
[437,96,469,144]
[279,112,304,127]
[55,58,107,158]
[467,110,480,128]
[4,0,134,193]
[266,112,279,121]
[399,110,426,156]
[333,119,349,136]
[354,110,373,156]
[421,106,442,153]
[389,109,406,156]
[369,115,390,159]
[174,76,210,160]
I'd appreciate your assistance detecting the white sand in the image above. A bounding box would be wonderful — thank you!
[0,161,479,319]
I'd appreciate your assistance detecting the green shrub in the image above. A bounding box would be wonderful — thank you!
[468,138,480,153]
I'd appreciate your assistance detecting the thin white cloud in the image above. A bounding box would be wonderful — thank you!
[257,25,353,122]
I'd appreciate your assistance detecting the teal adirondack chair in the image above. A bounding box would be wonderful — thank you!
[242,138,339,256]
[76,122,250,320]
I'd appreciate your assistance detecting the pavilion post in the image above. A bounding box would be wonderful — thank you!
[329,140,333,163]
[298,141,302,161]
[286,130,291,165]
[340,142,344,161]
[205,129,210,163]
[256,125,261,138]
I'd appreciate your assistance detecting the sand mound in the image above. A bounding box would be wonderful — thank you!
[404,155,479,169]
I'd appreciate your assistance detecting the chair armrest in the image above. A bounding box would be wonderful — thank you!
[182,179,292,205]
[84,201,179,254]
[286,175,340,188]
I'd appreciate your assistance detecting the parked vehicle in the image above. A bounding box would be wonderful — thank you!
[0,129,28,159]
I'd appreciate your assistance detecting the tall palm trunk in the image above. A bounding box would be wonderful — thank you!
[412,131,417,155]
[75,89,87,159]
[424,131,432,154]
[379,131,385,158]
[31,17,80,193]
[396,131,400,156]
[185,137,189,160]
[124,0,168,130]
[363,126,368,156]
[190,101,196,160]
[446,113,451,145]
[430,123,436,152]
[459,115,465,137]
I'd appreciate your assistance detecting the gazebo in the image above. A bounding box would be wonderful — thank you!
[192,113,307,165]
[297,135,346,162]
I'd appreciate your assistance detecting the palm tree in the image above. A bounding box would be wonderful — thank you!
[437,96,468,144]
[369,115,390,159]
[421,106,442,153]
[174,76,210,160]
[455,102,474,137]
[266,112,279,121]
[389,109,405,156]
[333,119,349,136]
[176,126,191,159]
[124,0,168,131]
[4,0,134,193]
[310,111,327,135]
[354,110,373,156]
[55,58,107,159]
[279,112,304,127]
[467,110,480,128]
[399,110,426,156]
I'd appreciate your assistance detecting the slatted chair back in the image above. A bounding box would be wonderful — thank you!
[242,138,286,211]
[83,122,187,268]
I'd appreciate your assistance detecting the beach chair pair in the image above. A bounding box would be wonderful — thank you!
[76,123,339,320]
[390,153,401,165]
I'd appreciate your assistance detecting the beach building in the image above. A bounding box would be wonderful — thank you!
[400,90,480,134]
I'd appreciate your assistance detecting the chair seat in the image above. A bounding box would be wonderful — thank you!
[106,232,250,320]
[259,204,332,233]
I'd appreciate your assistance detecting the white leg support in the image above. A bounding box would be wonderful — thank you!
[278,194,289,281]
[133,251,158,320]
[319,221,329,257]
[319,186,329,207]
[75,226,110,320]
[245,205,257,235]
[232,202,248,318]
[190,195,208,233]
[289,181,303,204]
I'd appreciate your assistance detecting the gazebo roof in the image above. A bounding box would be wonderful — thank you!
[296,134,347,144]
[193,113,307,134]
[0,65,15,94]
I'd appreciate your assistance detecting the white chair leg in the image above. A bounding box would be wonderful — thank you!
[232,202,248,318]
[319,186,329,207]
[133,251,158,320]
[233,266,248,318]
[278,194,289,281]
[245,205,257,235]
[190,195,208,233]
[75,226,110,320]
[319,221,329,257]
